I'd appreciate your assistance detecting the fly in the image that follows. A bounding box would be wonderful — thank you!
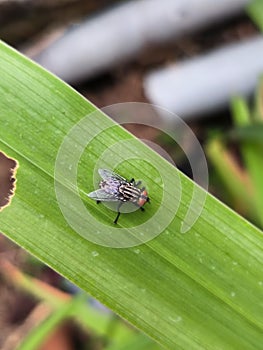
[88,169,150,224]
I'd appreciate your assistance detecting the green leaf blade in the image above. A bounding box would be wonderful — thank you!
[1,41,263,350]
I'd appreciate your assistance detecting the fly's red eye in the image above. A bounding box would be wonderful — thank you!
[142,190,148,197]
[138,190,148,207]
[138,197,147,207]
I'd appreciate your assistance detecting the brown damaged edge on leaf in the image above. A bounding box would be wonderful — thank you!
[0,151,19,211]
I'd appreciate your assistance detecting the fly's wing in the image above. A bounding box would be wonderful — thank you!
[88,189,119,201]
[98,169,126,182]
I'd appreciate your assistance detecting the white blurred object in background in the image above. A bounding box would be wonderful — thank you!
[144,36,263,119]
[33,0,250,83]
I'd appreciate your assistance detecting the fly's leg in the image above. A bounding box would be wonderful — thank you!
[130,178,142,187]
[114,212,121,224]
[129,178,142,186]
[114,202,123,224]
[96,200,124,224]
